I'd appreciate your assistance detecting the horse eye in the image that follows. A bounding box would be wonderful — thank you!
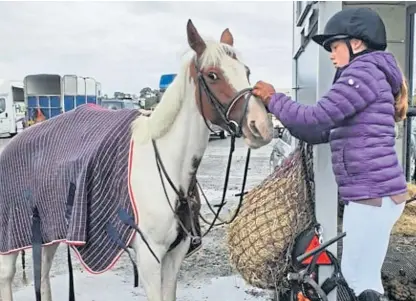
[207,72,218,80]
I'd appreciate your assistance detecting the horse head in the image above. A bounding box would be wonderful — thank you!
[187,19,273,149]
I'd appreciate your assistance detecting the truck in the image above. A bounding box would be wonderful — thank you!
[0,80,26,136]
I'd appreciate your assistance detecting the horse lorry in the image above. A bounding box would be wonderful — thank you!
[24,74,102,127]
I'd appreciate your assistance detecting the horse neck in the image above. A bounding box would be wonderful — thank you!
[151,79,210,189]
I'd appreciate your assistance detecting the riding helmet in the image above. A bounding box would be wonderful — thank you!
[312,7,387,52]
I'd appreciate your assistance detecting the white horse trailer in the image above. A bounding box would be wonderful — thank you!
[24,74,102,127]
[0,80,25,137]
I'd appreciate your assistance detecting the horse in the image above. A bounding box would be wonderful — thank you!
[0,19,273,301]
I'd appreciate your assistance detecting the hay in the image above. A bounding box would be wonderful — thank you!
[392,183,416,236]
[227,144,315,289]
[226,143,416,289]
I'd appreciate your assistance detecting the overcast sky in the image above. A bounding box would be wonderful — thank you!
[0,1,293,95]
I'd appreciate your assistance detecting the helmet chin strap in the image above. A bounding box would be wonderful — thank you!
[333,39,375,83]
[344,39,375,62]
[345,39,355,61]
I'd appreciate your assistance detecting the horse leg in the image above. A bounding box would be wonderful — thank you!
[161,238,190,301]
[0,252,19,301]
[131,236,168,301]
[39,244,59,301]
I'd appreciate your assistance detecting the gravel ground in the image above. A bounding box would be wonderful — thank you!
[1,134,415,301]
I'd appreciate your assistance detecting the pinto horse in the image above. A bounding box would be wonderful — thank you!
[0,20,273,301]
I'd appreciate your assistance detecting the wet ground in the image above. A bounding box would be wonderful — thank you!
[1,133,415,301]
[0,135,275,301]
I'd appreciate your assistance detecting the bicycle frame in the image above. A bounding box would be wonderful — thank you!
[286,232,347,301]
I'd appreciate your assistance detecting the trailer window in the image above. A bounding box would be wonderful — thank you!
[124,102,135,109]
[101,101,123,110]
[0,98,5,113]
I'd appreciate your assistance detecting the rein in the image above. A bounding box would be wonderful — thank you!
[197,136,251,234]
[193,56,253,233]
[150,56,253,256]
[198,136,251,235]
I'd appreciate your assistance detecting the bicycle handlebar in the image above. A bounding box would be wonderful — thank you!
[296,232,346,263]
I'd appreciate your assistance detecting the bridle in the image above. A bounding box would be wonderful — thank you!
[147,53,254,262]
[192,56,254,232]
[194,56,253,138]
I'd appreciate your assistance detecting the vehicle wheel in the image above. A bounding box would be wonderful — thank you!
[220,131,226,139]
[9,130,17,138]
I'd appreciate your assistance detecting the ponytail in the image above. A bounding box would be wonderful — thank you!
[394,67,409,122]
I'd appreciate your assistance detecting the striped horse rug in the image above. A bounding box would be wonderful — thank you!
[0,104,141,273]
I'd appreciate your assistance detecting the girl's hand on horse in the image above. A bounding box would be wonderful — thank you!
[253,81,276,106]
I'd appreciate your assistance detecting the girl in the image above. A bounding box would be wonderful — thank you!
[253,7,408,301]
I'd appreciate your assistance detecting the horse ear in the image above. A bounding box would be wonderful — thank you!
[187,19,206,56]
[220,28,234,46]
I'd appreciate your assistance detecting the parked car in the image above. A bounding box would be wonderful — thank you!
[101,99,139,110]
[269,126,294,174]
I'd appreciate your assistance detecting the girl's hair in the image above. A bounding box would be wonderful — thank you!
[394,66,409,122]
[355,40,408,122]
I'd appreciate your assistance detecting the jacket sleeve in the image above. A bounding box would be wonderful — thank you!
[286,125,330,145]
[267,65,379,131]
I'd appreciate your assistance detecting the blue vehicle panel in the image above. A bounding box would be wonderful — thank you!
[64,95,75,112]
[76,95,86,107]
[87,95,97,104]
[26,95,62,121]
[159,74,177,90]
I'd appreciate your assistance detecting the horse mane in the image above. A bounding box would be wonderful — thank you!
[131,40,238,144]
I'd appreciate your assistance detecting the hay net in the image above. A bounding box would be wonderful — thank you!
[227,141,315,290]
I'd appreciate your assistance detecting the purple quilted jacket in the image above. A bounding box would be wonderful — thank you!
[268,51,407,202]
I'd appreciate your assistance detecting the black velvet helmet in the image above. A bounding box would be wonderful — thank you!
[312,7,387,52]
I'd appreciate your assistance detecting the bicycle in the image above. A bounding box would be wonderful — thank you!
[278,231,356,301]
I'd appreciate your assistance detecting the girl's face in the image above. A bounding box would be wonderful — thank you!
[329,39,366,68]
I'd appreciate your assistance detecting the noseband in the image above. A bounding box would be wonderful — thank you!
[195,58,252,138]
